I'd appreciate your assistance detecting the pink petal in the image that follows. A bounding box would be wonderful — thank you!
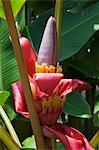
[38,16,58,66]
[33,73,63,96]
[30,75,49,100]
[12,77,43,118]
[19,37,37,76]
[43,123,93,150]
[40,109,55,126]
[46,107,56,125]
[39,110,47,125]
[39,107,61,126]
[53,79,91,97]
[12,80,29,118]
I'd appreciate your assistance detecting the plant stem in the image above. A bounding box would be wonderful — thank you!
[85,86,96,139]
[0,125,20,150]
[90,130,99,149]
[54,0,63,61]
[51,137,56,150]
[2,0,45,149]
[0,106,21,147]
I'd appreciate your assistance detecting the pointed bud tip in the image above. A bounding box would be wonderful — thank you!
[38,16,57,66]
[48,16,56,24]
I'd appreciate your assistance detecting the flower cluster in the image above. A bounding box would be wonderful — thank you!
[12,17,93,150]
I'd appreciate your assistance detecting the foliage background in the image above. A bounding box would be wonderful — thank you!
[0,0,99,149]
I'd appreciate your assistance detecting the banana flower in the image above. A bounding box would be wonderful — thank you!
[12,17,93,150]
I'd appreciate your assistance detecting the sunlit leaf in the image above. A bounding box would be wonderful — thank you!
[0,91,10,106]
[0,0,26,19]
[94,24,99,31]
[22,135,36,149]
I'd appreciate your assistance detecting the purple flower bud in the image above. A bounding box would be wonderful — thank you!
[38,16,58,66]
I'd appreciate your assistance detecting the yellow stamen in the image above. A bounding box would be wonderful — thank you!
[45,66,49,73]
[56,63,62,73]
[61,100,64,107]
[42,96,64,111]
[42,63,49,73]
[30,82,36,99]
[48,65,55,73]
[39,65,44,73]
[35,62,40,73]
[35,62,62,73]
[61,97,65,107]
[42,98,47,111]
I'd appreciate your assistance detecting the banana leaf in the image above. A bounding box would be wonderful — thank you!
[0,6,25,120]
[0,0,26,19]
[28,1,99,61]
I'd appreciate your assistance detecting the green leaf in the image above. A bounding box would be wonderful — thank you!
[0,0,26,19]
[69,1,98,14]
[29,2,99,61]
[27,0,54,14]
[63,92,91,118]
[28,9,52,53]
[0,91,10,106]
[94,24,99,31]
[93,95,99,127]
[0,6,25,91]
[22,135,36,149]
[0,21,19,90]
[0,6,25,120]
[68,58,99,79]
[85,33,99,68]
[4,105,16,121]
[94,95,99,114]
[56,139,65,150]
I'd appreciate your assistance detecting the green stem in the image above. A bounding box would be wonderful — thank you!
[2,0,45,149]
[0,106,21,147]
[90,130,99,149]
[55,0,63,61]
[0,125,20,150]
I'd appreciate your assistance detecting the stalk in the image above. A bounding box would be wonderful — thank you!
[0,125,20,150]
[85,86,96,139]
[51,137,56,150]
[2,0,45,149]
[0,106,21,147]
[54,0,63,60]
